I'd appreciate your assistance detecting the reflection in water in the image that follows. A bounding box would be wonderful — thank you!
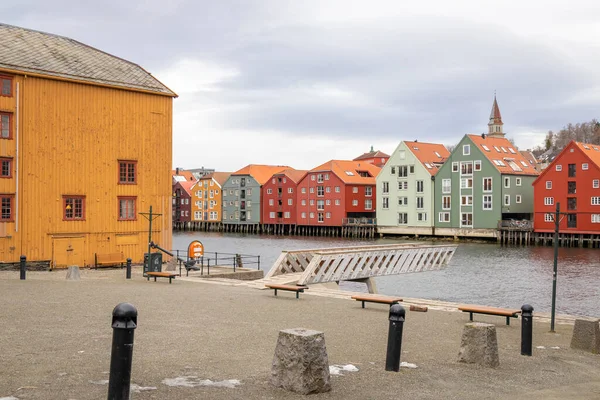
[173,232,600,317]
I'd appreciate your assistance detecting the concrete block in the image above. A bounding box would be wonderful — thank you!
[570,318,600,354]
[271,328,331,394]
[458,322,499,368]
[66,266,80,281]
[409,305,428,312]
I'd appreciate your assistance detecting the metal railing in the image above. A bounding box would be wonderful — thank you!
[342,217,377,226]
[497,220,534,231]
[170,249,261,277]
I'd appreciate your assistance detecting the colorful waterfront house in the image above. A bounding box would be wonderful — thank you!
[193,172,231,223]
[376,141,449,236]
[172,180,194,226]
[0,23,176,267]
[433,97,539,237]
[296,160,381,226]
[532,141,600,234]
[262,169,308,226]
[222,165,289,227]
[354,146,390,168]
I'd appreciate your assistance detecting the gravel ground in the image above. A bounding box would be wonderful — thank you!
[0,267,598,400]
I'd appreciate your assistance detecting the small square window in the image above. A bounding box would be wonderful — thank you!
[463,145,470,155]
[63,196,85,220]
[118,197,136,220]
[0,158,12,178]
[118,160,137,184]
[1,195,14,221]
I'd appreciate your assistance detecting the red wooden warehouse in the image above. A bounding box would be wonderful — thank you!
[533,141,600,233]
[262,169,308,228]
[296,160,381,227]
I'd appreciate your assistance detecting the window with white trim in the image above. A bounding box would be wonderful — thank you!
[398,197,408,206]
[593,180,599,189]
[463,145,470,155]
[288,199,293,205]
[439,212,450,222]
[504,194,510,206]
[417,212,427,221]
[582,163,589,170]
[516,195,522,203]
[442,196,451,210]
[461,162,473,175]
[382,182,389,194]
[460,178,473,189]
[416,197,424,209]
[301,199,306,206]
[546,181,552,189]
[452,162,458,172]
[592,197,600,205]
[461,195,473,206]
[516,178,522,186]
[544,197,554,205]
[284,211,290,218]
[269,212,275,218]
[544,213,553,222]
[398,213,408,224]
[592,214,600,223]
[483,195,492,210]
[382,197,389,209]
[504,177,510,188]
[352,200,358,206]
[365,199,372,210]
[461,212,473,227]
[398,181,408,190]
[556,165,562,171]
[483,177,492,192]
[442,179,451,194]
[474,160,481,171]
[416,180,424,193]
[365,187,372,196]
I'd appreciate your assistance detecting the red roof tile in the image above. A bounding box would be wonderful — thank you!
[405,141,450,176]
[232,164,291,185]
[310,160,381,184]
[353,150,390,161]
[274,169,308,183]
[467,134,539,176]
[574,141,600,169]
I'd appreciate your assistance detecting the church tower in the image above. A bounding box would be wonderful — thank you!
[487,95,504,137]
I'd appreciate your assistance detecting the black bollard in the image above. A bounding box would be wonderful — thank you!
[108,303,138,400]
[20,255,26,280]
[385,303,406,372]
[125,258,132,280]
[521,304,534,356]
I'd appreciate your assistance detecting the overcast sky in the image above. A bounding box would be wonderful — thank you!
[4,1,600,171]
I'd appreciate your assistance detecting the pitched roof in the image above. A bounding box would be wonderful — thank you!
[172,169,196,182]
[176,180,196,194]
[310,160,381,184]
[467,134,539,176]
[0,23,176,96]
[274,169,308,183]
[574,141,600,169]
[519,150,537,167]
[232,164,291,185]
[206,172,232,187]
[404,141,449,176]
[353,150,390,161]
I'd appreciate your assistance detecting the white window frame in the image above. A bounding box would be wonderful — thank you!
[352,200,358,206]
[593,180,599,189]
[556,165,562,171]
[483,195,492,210]
[544,197,554,206]
[438,212,450,222]
[463,144,470,155]
[546,181,552,189]
[516,195,522,203]
[483,177,492,193]
[504,177,510,188]
[474,160,481,171]
[516,178,522,186]
[452,162,459,172]
[442,195,451,210]
[461,195,473,206]
[544,213,553,222]
[460,212,473,227]
[442,179,451,194]
[592,197,600,205]
[382,197,389,209]
[582,163,589,170]
[504,194,510,206]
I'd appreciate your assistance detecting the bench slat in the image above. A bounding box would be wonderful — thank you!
[458,305,521,326]
[265,284,308,299]
[351,294,403,309]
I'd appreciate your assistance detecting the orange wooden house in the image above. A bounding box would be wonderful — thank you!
[193,172,231,225]
[0,23,176,267]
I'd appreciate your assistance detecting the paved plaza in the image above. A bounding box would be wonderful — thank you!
[0,267,599,399]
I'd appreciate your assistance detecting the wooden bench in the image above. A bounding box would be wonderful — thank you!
[265,284,309,299]
[458,305,521,325]
[94,252,126,269]
[351,294,403,309]
[146,271,177,284]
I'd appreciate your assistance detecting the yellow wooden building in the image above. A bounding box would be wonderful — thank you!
[193,172,231,225]
[0,23,176,267]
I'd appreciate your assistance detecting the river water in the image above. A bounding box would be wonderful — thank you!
[173,232,600,318]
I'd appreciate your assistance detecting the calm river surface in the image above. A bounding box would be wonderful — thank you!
[173,232,599,317]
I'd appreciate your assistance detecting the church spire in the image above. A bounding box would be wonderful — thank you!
[488,94,504,137]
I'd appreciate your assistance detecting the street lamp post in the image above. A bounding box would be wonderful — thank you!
[550,202,560,332]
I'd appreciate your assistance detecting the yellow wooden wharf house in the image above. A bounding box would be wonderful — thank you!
[0,23,177,267]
